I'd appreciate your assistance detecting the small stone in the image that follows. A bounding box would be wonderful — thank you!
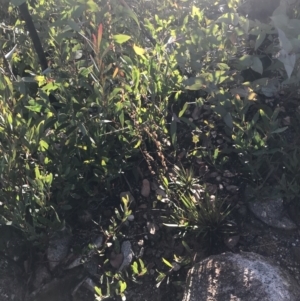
[156,188,167,197]
[192,106,201,120]
[209,172,219,178]
[224,235,240,250]
[127,215,135,222]
[223,170,235,177]
[110,252,124,269]
[172,262,181,271]
[118,241,133,271]
[226,185,239,193]
[147,222,159,235]
[141,179,151,197]
[83,278,97,293]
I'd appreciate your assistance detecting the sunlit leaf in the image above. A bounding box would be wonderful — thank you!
[119,281,127,293]
[255,32,266,50]
[179,102,188,117]
[162,258,173,268]
[113,34,131,44]
[25,104,43,112]
[133,44,146,55]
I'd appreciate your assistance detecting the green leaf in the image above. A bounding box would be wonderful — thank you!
[119,110,124,128]
[170,119,177,146]
[251,57,263,74]
[179,102,188,118]
[119,281,127,293]
[139,259,145,269]
[134,140,142,148]
[162,257,173,268]
[95,286,102,296]
[67,20,81,32]
[217,63,230,70]
[131,262,139,274]
[184,71,228,90]
[162,176,168,187]
[113,34,131,44]
[271,126,288,134]
[61,204,72,210]
[238,55,253,68]
[223,112,233,129]
[11,0,26,5]
[255,32,266,50]
[86,0,98,12]
[106,276,110,296]
[213,148,219,160]
[182,241,192,253]
[79,123,88,136]
[156,272,166,283]
[133,44,146,56]
[216,12,239,26]
[122,7,140,27]
[25,104,43,113]
[35,166,41,179]
[271,14,289,31]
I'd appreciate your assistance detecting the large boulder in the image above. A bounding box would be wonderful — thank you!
[182,252,300,301]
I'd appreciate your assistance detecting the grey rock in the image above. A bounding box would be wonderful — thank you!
[47,227,72,271]
[32,264,52,290]
[27,268,84,301]
[292,246,300,265]
[118,240,133,271]
[182,252,300,301]
[0,254,25,301]
[248,197,296,230]
[65,234,103,271]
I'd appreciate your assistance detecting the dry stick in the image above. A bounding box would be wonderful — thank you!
[18,2,60,111]
[1,50,17,81]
